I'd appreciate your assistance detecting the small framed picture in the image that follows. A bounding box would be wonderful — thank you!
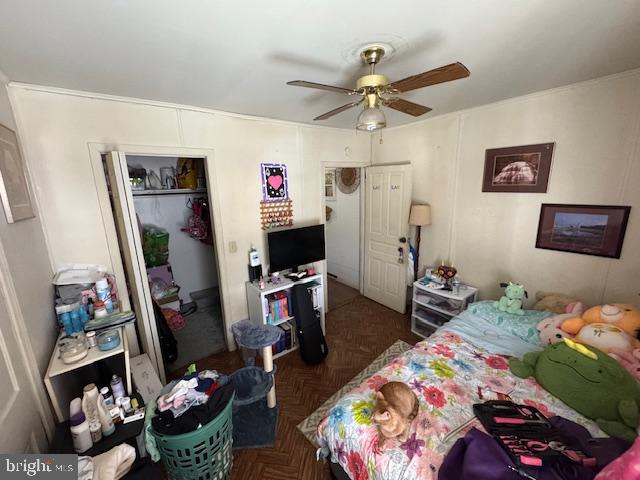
[324,169,336,201]
[261,163,289,201]
[0,123,35,223]
[482,143,555,193]
[536,204,631,259]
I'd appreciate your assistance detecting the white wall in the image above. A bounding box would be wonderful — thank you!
[325,169,360,289]
[0,70,56,440]
[9,85,371,348]
[127,155,218,303]
[373,70,640,307]
[0,72,56,375]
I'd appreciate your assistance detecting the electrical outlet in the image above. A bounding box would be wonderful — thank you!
[229,241,237,253]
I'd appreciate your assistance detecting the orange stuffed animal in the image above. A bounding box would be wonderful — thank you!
[561,304,640,336]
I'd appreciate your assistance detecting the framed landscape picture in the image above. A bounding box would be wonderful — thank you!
[482,142,555,193]
[536,204,631,258]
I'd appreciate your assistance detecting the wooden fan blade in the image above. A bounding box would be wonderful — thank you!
[314,100,363,121]
[384,98,432,117]
[389,62,470,92]
[287,80,355,94]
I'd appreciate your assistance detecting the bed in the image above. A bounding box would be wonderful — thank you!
[317,301,604,480]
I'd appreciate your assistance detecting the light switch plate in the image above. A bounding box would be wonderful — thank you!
[229,241,237,253]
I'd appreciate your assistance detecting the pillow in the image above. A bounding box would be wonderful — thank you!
[532,291,581,314]
[468,300,551,345]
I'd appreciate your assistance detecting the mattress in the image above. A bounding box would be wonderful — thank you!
[317,303,602,480]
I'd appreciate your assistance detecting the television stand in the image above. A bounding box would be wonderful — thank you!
[285,271,307,280]
[245,274,325,359]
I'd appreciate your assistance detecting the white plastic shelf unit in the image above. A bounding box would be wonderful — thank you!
[245,274,325,359]
[411,279,478,339]
[44,326,132,422]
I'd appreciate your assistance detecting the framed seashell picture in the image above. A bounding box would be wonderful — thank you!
[482,142,555,193]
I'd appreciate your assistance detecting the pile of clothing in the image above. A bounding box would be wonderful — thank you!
[145,369,234,461]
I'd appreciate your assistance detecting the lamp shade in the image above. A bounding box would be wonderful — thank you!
[409,204,432,226]
[356,107,386,132]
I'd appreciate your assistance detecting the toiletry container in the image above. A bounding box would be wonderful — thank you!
[110,374,125,400]
[69,397,93,453]
[70,411,93,453]
[95,278,114,314]
[70,304,82,333]
[100,386,114,408]
[82,383,115,437]
[89,420,102,443]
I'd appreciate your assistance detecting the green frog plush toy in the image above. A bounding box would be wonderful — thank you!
[495,282,527,315]
[510,338,640,442]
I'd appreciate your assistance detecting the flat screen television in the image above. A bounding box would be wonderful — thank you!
[267,224,325,273]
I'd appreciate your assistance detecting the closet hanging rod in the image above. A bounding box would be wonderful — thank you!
[131,188,207,197]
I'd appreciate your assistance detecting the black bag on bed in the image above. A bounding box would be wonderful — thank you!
[292,283,328,364]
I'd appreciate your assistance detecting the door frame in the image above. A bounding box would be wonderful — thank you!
[320,162,368,295]
[88,143,231,379]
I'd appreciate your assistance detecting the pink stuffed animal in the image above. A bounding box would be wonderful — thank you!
[537,301,584,346]
[609,348,640,382]
[595,434,640,479]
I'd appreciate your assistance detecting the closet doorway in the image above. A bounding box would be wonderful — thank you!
[102,151,226,381]
[323,167,363,311]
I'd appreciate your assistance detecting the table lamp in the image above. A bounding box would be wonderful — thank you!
[409,204,432,280]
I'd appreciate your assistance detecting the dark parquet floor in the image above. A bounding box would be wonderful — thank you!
[172,294,420,480]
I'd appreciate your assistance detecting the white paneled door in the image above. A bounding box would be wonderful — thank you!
[0,250,48,452]
[363,164,412,313]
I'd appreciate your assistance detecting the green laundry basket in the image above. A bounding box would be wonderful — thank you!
[151,393,234,480]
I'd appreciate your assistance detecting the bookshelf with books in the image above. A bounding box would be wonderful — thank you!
[245,274,325,359]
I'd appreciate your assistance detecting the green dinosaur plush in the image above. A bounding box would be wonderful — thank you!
[509,339,640,442]
[495,282,526,315]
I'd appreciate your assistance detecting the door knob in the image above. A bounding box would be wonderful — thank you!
[399,237,407,243]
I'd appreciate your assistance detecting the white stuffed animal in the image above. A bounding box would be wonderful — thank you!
[537,302,584,346]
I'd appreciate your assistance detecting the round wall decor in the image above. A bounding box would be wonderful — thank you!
[336,168,360,194]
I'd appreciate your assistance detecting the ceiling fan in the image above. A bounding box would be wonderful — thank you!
[286,45,470,131]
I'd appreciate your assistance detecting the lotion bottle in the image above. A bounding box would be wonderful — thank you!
[82,383,115,437]
[69,397,92,453]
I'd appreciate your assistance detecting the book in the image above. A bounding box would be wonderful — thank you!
[280,322,292,350]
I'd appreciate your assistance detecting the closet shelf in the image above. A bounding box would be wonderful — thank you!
[132,188,207,196]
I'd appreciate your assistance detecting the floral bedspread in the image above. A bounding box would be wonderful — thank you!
[317,330,602,480]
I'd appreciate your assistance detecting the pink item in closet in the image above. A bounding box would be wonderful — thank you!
[162,308,186,331]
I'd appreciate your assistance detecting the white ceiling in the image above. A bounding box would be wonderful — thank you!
[1,0,639,129]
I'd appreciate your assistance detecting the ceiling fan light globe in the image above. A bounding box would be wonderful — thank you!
[356,107,386,132]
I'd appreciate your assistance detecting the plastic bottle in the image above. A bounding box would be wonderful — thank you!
[95,278,114,314]
[249,246,260,267]
[94,300,107,319]
[70,304,82,333]
[78,304,88,327]
[110,374,125,401]
[70,411,93,453]
[82,383,115,437]
[61,311,73,335]
[100,386,114,408]
[82,384,100,424]
[89,420,102,443]
[56,304,74,335]
[97,395,115,436]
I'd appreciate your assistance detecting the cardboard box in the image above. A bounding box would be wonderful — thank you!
[130,354,163,404]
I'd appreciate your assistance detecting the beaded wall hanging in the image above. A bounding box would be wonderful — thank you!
[260,199,293,230]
